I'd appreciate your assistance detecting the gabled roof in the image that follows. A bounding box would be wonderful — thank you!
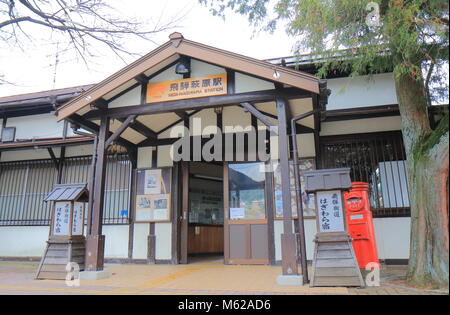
[0,84,94,109]
[44,183,88,202]
[57,33,320,121]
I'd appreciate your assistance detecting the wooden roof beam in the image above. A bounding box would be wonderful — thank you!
[117,117,158,141]
[67,113,136,149]
[106,115,137,147]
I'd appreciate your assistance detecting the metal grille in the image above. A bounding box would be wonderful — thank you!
[320,131,410,217]
[0,154,132,226]
[0,160,57,225]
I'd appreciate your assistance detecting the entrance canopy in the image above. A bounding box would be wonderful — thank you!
[56,33,328,150]
[56,33,329,275]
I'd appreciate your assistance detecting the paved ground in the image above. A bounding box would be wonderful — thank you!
[0,260,447,295]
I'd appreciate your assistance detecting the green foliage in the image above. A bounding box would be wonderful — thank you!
[200,0,449,83]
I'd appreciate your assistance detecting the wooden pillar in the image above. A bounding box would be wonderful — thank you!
[180,161,189,264]
[276,97,299,276]
[128,152,137,261]
[85,115,109,271]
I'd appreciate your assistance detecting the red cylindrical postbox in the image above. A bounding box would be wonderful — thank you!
[344,182,380,268]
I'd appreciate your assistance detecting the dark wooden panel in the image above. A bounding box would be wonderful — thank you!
[250,224,268,260]
[188,225,224,254]
[229,225,247,260]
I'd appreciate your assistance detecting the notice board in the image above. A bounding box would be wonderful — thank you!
[135,168,172,222]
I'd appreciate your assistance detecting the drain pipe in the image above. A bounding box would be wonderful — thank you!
[290,108,322,284]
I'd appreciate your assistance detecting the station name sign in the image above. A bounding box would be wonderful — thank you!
[146,73,227,103]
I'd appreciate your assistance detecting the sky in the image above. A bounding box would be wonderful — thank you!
[0,0,295,97]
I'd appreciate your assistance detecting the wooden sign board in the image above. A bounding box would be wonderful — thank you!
[316,190,345,233]
[52,201,71,236]
[146,73,227,103]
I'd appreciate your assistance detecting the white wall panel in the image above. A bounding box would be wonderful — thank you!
[132,223,149,259]
[0,226,49,257]
[103,225,129,258]
[327,73,398,110]
[320,116,402,136]
[155,222,172,260]
[235,72,275,93]
[108,86,141,108]
[137,147,154,168]
[6,114,64,139]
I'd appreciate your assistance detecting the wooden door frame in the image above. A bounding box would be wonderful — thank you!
[224,161,271,265]
[224,162,230,264]
[179,161,190,264]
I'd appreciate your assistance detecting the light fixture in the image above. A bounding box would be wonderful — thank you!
[175,56,191,76]
[273,68,281,79]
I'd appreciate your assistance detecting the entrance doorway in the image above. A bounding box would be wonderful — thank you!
[179,161,270,265]
[187,162,224,264]
[224,162,269,265]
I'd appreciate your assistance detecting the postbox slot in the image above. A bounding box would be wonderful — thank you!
[349,224,370,240]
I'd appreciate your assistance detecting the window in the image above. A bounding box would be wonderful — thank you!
[228,162,266,220]
[320,131,410,217]
[0,160,56,225]
[0,154,132,226]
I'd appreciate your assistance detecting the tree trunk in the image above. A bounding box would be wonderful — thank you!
[394,71,449,288]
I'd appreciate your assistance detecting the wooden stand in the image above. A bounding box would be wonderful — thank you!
[35,236,85,280]
[310,232,364,287]
[35,183,88,280]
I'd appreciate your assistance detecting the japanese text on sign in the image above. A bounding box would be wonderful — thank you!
[72,202,84,235]
[146,73,227,103]
[53,201,71,236]
[316,190,345,232]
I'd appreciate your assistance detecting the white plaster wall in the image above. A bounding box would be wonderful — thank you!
[270,136,279,161]
[0,226,49,257]
[373,217,410,259]
[274,217,411,262]
[297,134,316,158]
[1,148,58,162]
[190,60,225,78]
[65,144,94,157]
[320,116,402,136]
[137,147,154,168]
[235,72,275,93]
[132,222,149,259]
[6,113,64,140]
[157,145,174,167]
[103,225,129,258]
[155,222,172,260]
[223,106,251,132]
[109,86,141,108]
[159,121,184,139]
[190,109,217,136]
[149,64,183,83]
[327,73,398,110]
[0,144,93,162]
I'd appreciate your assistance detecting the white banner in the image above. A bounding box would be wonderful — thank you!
[316,190,345,232]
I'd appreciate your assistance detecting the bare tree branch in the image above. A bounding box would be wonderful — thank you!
[0,0,187,84]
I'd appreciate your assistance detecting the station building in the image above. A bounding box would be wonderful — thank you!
[2,33,442,269]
